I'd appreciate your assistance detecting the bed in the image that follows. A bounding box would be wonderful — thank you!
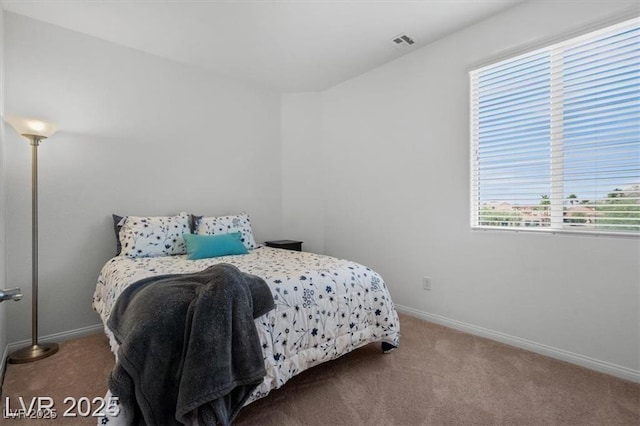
[92,212,400,424]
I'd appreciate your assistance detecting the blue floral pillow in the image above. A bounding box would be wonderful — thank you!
[119,212,191,258]
[194,212,257,249]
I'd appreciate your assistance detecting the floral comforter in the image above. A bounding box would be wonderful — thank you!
[92,246,400,420]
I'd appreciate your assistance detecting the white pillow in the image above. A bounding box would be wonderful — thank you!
[194,212,257,249]
[119,212,191,258]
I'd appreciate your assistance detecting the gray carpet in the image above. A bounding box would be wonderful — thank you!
[2,314,639,425]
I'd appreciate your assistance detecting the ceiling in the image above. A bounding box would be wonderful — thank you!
[2,0,525,92]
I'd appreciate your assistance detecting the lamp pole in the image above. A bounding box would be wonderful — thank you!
[31,136,41,347]
[8,133,59,363]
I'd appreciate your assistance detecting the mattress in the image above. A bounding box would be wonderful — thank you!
[92,246,400,420]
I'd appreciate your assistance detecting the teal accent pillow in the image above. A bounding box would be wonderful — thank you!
[183,232,248,260]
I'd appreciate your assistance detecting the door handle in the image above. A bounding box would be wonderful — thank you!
[0,288,22,302]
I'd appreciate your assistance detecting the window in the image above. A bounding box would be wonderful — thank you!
[470,18,639,236]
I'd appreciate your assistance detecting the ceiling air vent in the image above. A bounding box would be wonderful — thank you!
[391,33,415,50]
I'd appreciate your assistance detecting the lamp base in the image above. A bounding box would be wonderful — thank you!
[8,343,59,364]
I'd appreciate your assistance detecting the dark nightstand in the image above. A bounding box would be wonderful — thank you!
[264,240,303,252]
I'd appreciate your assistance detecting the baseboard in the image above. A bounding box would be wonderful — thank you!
[7,323,104,352]
[395,304,640,384]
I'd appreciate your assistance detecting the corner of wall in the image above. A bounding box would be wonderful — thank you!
[280,92,326,254]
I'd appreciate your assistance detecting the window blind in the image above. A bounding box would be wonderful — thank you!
[470,18,639,235]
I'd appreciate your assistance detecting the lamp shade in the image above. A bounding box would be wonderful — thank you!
[5,115,58,139]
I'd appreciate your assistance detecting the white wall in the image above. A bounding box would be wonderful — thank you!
[282,0,640,379]
[281,93,324,254]
[4,12,283,343]
[0,4,8,374]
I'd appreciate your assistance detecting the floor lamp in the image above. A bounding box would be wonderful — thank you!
[5,115,59,364]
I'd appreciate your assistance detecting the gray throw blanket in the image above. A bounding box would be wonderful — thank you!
[107,263,275,425]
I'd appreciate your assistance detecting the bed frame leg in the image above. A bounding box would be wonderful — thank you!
[381,342,396,353]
